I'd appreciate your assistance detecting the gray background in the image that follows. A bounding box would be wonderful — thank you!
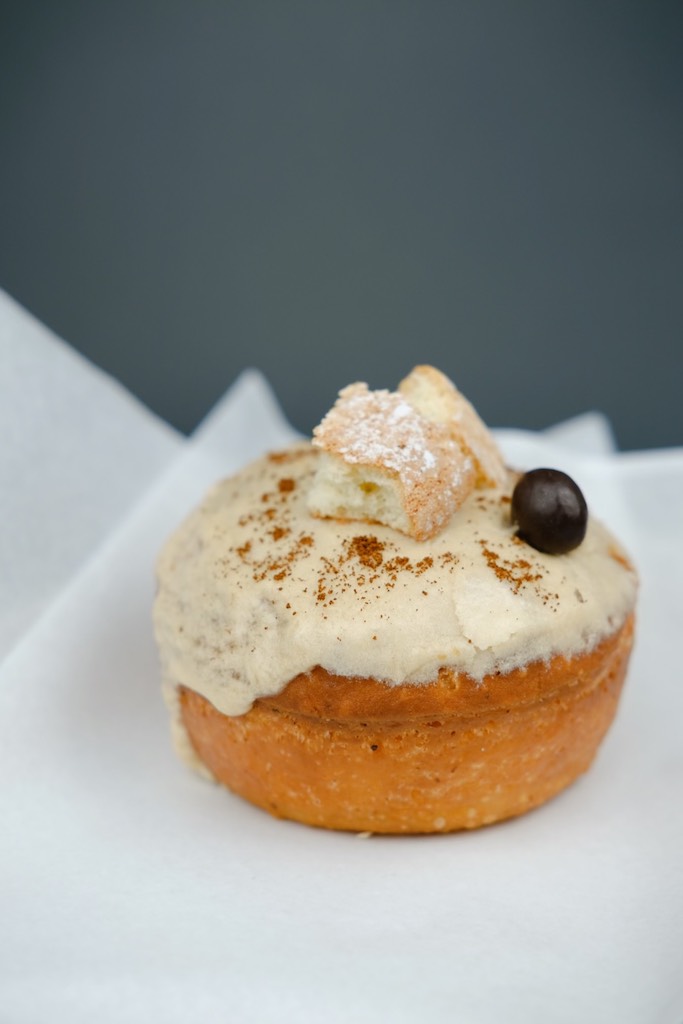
[1,1,682,449]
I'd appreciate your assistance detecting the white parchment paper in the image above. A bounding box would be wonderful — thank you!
[0,289,181,658]
[1,292,682,1024]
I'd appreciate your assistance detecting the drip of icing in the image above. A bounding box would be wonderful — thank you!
[154,444,637,727]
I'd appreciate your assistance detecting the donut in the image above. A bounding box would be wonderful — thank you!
[153,369,637,833]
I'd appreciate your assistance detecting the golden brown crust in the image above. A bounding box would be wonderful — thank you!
[178,615,635,833]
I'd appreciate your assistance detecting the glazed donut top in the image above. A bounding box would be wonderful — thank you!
[153,443,637,717]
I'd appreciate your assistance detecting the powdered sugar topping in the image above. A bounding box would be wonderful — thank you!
[313,383,458,484]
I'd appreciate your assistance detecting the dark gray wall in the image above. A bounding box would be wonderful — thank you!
[2,2,682,448]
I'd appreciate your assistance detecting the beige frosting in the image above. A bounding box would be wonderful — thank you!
[154,443,637,724]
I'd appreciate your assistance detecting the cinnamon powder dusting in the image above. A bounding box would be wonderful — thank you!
[347,535,385,570]
[226,448,563,620]
[479,541,544,595]
[224,461,315,589]
[249,533,314,583]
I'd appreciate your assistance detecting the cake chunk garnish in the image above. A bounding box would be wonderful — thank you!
[398,365,506,489]
[307,366,504,540]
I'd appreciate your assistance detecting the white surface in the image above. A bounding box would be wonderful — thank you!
[0,289,181,658]
[1,302,682,1023]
